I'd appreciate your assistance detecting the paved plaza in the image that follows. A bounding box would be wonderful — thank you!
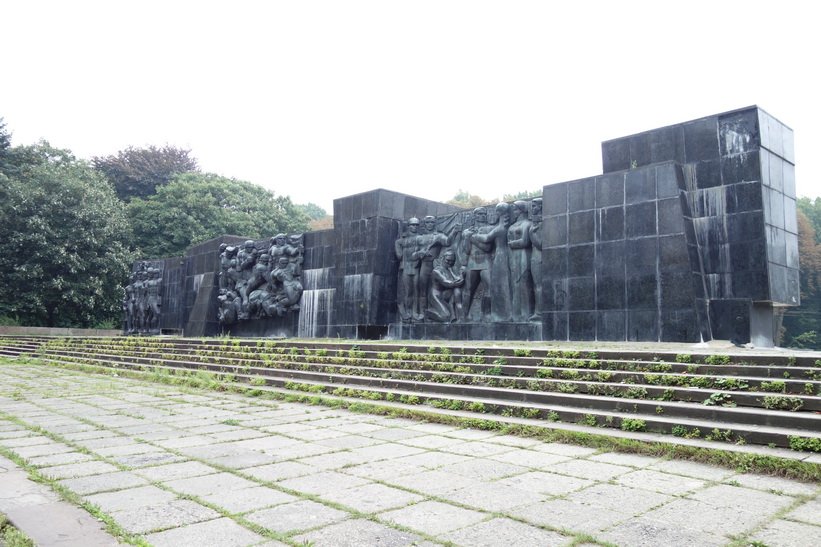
[1,362,820,547]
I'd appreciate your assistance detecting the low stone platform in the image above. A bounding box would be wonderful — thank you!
[1,361,820,546]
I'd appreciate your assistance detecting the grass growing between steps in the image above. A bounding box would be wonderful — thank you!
[5,355,821,484]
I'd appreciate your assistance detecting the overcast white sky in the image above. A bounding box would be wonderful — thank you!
[2,1,818,213]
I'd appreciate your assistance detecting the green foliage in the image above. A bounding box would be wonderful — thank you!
[760,381,786,393]
[502,189,542,201]
[296,202,328,221]
[128,172,310,257]
[762,395,804,411]
[92,144,198,201]
[0,142,135,327]
[446,189,495,209]
[704,354,730,365]
[620,418,646,432]
[788,435,821,452]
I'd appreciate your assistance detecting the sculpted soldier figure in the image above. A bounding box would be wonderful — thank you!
[218,243,238,291]
[235,240,259,318]
[123,273,136,334]
[218,288,241,325]
[395,217,422,321]
[426,250,465,322]
[271,256,304,315]
[507,200,534,320]
[133,268,148,333]
[415,215,461,317]
[461,207,494,319]
[528,198,543,321]
[145,267,163,334]
[473,201,513,321]
[269,234,302,265]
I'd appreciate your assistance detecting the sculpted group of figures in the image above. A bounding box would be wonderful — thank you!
[123,262,163,335]
[396,199,543,323]
[217,235,305,325]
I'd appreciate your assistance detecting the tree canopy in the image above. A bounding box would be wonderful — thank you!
[93,145,199,202]
[128,172,310,258]
[446,189,495,209]
[297,202,329,221]
[0,142,134,327]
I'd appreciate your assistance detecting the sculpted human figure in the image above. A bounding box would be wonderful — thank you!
[123,273,136,334]
[507,200,534,320]
[426,250,465,322]
[134,268,148,333]
[235,240,259,318]
[269,234,301,265]
[218,243,236,291]
[145,267,163,334]
[528,198,543,321]
[218,288,241,325]
[464,203,513,320]
[461,207,494,319]
[271,256,304,315]
[415,216,461,316]
[395,217,422,321]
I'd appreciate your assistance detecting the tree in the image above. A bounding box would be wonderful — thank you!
[782,209,821,349]
[297,202,328,221]
[0,142,134,327]
[797,197,821,244]
[93,145,199,202]
[128,172,310,258]
[502,189,542,201]
[446,189,495,209]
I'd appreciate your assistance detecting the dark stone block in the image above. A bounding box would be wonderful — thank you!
[596,241,626,277]
[660,271,694,308]
[766,187,785,228]
[568,277,595,311]
[727,211,764,243]
[568,245,594,278]
[721,152,761,185]
[569,211,595,244]
[660,310,700,342]
[544,184,568,216]
[629,133,651,169]
[544,215,568,247]
[597,311,626,341]
[709,299,750,344]
[786,231,799,269]
[783,162,796,198]
[656,164,681,199]
[362,191,379,219]
[544,247,568,278]
[648,127,676,164]
[658,234,689,272]
[626,168,656,204]
[626,237,657,275]
[596,173,624,208]
[731,271,769,300]
[784,198,797,234]
[568,178,595,212]
[544,312,568,340]
[695,158,722,189]
[627,275,657,309]
[657,198,685,235]
[766,226,787,267]
[568,312,596,341]
[596,206,624,241]
[684,117,719,163]
[627,311,658,341]
[602,138,631,173]
[596,276,625,310]
[544,279,568,312]
[625,202,657,239]
[728,181,764,214]
[718,109,760,155]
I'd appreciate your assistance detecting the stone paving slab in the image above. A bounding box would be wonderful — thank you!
[1,362,820,547]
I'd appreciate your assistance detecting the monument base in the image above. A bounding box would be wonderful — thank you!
[224,313,299,338]
[387,321,542,341]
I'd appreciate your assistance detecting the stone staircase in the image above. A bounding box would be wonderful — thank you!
[1,335,820,451]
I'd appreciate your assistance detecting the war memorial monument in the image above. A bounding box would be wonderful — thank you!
[125,106,798,347]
